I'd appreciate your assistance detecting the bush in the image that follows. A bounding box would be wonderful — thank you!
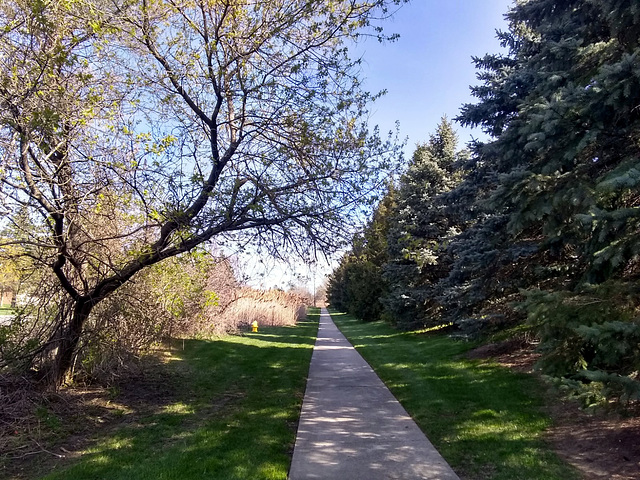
[1,250,309,384]
[71,252,221,383]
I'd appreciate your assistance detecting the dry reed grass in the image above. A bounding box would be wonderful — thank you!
[206,288,308,333]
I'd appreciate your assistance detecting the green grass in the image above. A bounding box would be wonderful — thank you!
[0,306,14,315]
[329,310,579,480]
[42,310,319,480]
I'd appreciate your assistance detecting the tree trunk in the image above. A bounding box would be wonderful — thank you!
[50,300,93,386]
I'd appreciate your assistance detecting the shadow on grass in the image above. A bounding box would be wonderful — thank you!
[330,311,578,480]
[243,323,318,347]
[39,316,319,480]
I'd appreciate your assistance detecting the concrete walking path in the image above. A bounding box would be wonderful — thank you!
[289,308,460,480]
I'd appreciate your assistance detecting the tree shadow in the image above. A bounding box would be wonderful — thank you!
[10,319,318,480]
[330,314,578,480]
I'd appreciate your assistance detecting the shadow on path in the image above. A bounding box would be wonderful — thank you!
[289,308,459,480]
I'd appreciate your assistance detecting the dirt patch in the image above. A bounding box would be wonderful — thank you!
[467,339,541,372]
[546,399,640,480]
[468,341,640,480]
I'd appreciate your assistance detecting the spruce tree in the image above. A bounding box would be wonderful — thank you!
[327,184,396,321]
[383,118,465,329]
[457,0,640,400]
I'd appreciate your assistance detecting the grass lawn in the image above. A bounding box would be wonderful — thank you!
[40,309,319,480]
[0,306,14,315]
[329,310,579,480]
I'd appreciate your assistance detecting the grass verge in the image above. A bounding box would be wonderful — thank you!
[38,309,319,480]
[329,310,579,480]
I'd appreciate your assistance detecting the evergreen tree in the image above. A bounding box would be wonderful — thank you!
[326,255,350,312]
[327,184,396,321]
[457,0,640,400]
[461,0,640,286]
[383,118,465,329]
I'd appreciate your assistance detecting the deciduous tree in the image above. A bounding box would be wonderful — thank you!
[0,0,404,384]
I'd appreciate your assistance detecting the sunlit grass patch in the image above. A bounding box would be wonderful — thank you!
[329,310,578,480]
[41,309,320,480]
[161,402,195,415]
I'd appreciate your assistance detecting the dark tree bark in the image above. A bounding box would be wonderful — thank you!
[50,301,92,386]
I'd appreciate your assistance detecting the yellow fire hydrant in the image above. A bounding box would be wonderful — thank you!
[251,320,258,333]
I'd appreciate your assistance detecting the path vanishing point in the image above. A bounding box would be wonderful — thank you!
[289,308,460,480]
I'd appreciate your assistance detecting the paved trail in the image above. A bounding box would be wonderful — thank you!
[289,308,460,480]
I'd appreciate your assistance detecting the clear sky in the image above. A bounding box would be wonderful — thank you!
[245,0,515,290]
[355,0,513,158]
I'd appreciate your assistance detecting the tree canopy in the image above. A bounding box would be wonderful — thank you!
[0,0,404,384]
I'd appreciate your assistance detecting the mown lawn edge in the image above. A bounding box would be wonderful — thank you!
[37,309,320,480]
[328,309,579,480]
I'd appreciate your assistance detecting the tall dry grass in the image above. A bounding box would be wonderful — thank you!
[206,288,308,333]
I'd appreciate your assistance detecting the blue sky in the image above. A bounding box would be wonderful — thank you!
[356,0,513,156]
[247,0,515,289]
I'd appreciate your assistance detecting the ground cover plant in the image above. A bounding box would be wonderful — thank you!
[329,310,579,480]
[1,309,319,480]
